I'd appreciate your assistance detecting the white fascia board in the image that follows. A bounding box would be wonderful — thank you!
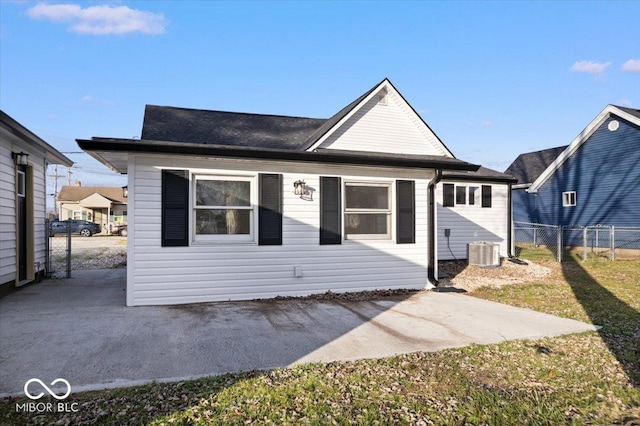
[512,183,531,190]
[528,105,639,193]
[305,79,391,152]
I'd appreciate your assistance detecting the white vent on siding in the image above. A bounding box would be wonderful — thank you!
[467,242,500,267]
[377,89,388,106]
[608,120,619,131]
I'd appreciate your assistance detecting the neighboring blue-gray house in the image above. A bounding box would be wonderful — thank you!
[505,105,640,227]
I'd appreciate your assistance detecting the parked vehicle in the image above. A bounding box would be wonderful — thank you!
[111,224,128,237]
[49,219,102,237]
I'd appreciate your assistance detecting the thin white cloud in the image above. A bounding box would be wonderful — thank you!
[621,59,640,73]
[570,60,611,75]
[27,3,168,35]
[615,99,633,107]
[481,121,493,128]
[79,95,115,106]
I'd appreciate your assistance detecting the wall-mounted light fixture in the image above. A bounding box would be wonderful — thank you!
[293,180,313,201]
[122,185,128,198]
[12,151,29,166]
[293,180,306,196]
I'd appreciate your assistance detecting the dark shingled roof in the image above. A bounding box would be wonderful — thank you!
[142,105,327,150]
[504,145,568,185]
[615,105,640,120]
[443,166,517,182]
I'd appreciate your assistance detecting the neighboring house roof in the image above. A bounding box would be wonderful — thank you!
[57,186,127,204]
[525,104,640,193]
[504,145,568,185]
[617,106,640,120]
[443,166,517,183]
[1,110,73,166]
[142,105,326,150]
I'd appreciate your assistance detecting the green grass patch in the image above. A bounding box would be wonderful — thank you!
[2,260,638,425]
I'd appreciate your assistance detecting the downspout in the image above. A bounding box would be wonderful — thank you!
[427,169,443,286]
[507,181,514,258]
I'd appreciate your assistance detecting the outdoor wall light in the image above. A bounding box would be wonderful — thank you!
[293,180,313,201]
[122,185,128,198]
[293,180,306,196]
[12,151,29,166]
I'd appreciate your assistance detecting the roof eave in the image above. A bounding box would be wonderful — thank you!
[77,137,479,173]
[1,110,73,167]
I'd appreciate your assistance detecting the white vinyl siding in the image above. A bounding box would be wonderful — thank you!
[436,181,510,260]
[128,154,434,306]
[0,143,17,284]
[318,91,451,157]
[0,136,48,285]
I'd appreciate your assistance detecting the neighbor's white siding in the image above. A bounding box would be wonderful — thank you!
[0,143,16,284]
[436,181,510,260]
[0,129,48,285]
[128,154,434,306]
[318,91,451,157]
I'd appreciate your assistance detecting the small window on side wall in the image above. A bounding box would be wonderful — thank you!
[562,191,576,207]
[443,184,454,207]
[456,186,466,205]
[481,185,492,208]
[469,186,478,205]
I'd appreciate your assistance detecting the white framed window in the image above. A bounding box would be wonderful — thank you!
[17,170,26,197]
[563,191,576,207]
[344,181,392,240]
[73,210,84,220]
[456,186,467,205]
[193,175,255,242]
[468,186,478,205]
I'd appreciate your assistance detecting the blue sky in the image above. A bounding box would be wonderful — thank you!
[1,1,639,203]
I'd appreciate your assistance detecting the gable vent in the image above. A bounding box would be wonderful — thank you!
[377,89,388,106]
[608,120,619,131]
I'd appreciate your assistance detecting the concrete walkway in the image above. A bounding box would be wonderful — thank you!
[0,269,597,397]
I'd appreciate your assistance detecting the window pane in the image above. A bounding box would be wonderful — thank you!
[456,186,466,205]
[345,185,389,209]
[443,184,454,207]
[195,209,251,235]
[469,187,477,205]
[196,180,250,206]
[17,171,26,197]
[345,213,388,235]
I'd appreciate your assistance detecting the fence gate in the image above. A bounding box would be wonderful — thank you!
[513,221,562,262]
[45,219,72,278]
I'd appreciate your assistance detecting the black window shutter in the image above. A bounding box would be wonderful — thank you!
[443,183,454,207]
[320,177,341,245]
[482,185,492,208]
[259,174,283,245]
[396,180,415,244]
[161,169,189,247]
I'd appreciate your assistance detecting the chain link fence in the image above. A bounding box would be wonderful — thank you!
[515,221,640,262]
[45,218,71,278]
[514,222,562,261]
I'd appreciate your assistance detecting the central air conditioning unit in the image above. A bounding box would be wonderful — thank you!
[467,242,500,267]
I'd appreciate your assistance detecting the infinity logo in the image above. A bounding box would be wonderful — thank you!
[24,378,71,400]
